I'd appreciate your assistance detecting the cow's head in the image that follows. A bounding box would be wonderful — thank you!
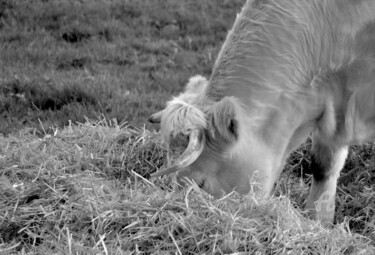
[149,76,280,197]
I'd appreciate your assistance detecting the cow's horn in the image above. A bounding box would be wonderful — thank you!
[151,129,205,178]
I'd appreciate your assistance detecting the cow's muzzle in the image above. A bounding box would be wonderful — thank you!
[151,129,205,178]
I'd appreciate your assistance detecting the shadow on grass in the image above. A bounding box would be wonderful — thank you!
[0,79,98,134]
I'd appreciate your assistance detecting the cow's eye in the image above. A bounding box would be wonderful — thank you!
[198,179,205,189]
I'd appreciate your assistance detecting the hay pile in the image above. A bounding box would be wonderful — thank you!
[0,120,374,254]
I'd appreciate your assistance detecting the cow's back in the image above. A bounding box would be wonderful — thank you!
[206,0,375,103]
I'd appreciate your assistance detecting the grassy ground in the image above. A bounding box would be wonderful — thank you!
[0,0,243,135]
[0,120,374,254]
[1,0,375,254]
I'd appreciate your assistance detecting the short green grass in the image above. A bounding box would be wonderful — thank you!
[0,0,243,135]
[1,0,375,254]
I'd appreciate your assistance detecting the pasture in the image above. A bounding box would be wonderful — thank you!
[0,0,374,254]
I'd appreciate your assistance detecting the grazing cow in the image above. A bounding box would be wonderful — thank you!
[149,0,375,224]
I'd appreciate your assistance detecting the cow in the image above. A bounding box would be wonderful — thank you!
[149,0,375,224]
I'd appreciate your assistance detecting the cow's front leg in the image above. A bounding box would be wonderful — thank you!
[305,137,348,224]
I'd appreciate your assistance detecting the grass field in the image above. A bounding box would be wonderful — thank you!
[0,0,243,134]
[1,0,375,254]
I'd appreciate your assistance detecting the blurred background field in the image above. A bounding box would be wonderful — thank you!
[1,0,375,254]
[0,0,244,134]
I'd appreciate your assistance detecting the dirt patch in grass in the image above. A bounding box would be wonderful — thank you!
[56,57,91,70]
[61,29,92,43]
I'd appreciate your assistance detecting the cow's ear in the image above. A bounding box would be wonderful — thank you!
[209,96,239,144]
[149,110,164,124]
[345,86,375,143]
